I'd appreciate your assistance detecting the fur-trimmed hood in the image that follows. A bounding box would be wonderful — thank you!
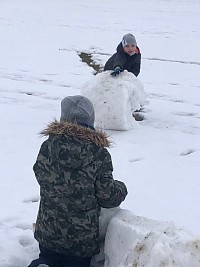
[40,120,111,148]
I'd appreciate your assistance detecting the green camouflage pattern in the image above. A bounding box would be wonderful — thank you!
[33,121,128,257]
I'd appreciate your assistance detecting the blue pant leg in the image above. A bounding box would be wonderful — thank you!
[28,257,53,267]
[28,244,63,267]
[63,255,91,267]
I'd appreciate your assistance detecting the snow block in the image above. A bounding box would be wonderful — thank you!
[81,71,146,130]
[90,208,120,267]
[103,209,200,267]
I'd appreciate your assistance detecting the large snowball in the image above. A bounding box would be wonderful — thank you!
[81,71,146,131]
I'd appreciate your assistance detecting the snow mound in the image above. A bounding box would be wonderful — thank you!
[81,71,146,130]
[103,209,200,267]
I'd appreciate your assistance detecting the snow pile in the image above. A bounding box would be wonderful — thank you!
[81,71,146,130]
[0,225,38,267]
[90,207,121,267]
[103,209,200,267]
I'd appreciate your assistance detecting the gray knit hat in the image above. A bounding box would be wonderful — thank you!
[60,95,95,127]
[122,33,137,47]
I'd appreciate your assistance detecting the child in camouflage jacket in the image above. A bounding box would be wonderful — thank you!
[28,95,128,267]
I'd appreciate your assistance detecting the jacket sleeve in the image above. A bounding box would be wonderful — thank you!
[95,149,128,208]
[33,140,52,188]
[104,53,126,71]
[113,52,126,69]
[130,53,141,77]
[104,55,113,71]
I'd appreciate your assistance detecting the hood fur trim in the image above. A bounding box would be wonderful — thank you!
[40,120,111,148]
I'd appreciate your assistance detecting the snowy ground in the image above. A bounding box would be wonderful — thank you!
[0,0,200,266]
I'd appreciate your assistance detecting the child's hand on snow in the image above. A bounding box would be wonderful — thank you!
[110,66,123,76]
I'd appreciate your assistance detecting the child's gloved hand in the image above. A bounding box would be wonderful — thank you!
[110,66,123,76]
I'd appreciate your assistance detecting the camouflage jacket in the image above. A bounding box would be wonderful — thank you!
[33,121,128,257]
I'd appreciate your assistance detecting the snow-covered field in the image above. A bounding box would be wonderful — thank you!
[0,0,200,266]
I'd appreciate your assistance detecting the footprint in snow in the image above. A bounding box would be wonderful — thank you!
[39,78,53,83]
[174,112,198,117]
[19,91,44,97]
[129,158,143,163]
[15,222,32,231]
[168,83,179,86]
[22,195,39,203]
[180,149,196,156]
[18,235,34,247]
[170,99,185,103]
